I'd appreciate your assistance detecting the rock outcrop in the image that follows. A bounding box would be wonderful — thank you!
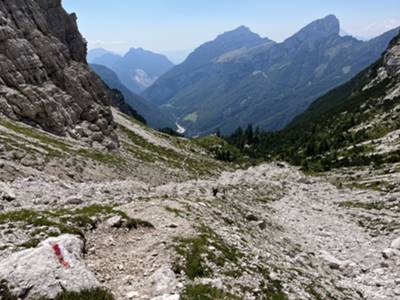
[0,234,101,299]
[0,0,118,149]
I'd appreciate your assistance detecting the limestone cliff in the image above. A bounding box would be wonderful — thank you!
[0,0,118,148]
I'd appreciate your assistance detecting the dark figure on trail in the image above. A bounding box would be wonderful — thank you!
[212,187,219,197]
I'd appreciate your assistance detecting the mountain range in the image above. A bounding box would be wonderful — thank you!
[264,31,400,171]
[143,15,400,136]
[2,1,400,300]
[90,64,175,129]
[88,47,174,94]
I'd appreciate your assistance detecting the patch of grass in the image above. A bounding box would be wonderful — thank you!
[120,124,222,175]
[357,215,400,234]
[194,135,243,164]
[181,284,241,300]
[183,112,198,123]
[337,201,385,210]
[0,118,125,166]
[0,205,152,248]
[0,279,17,300]
[36,288,114,300]
[174,225,243,280]
[261,280,288,300]
[0,118,70,153]
[18,238,41,249]
[346,180,396,192]
[164,206,184,218]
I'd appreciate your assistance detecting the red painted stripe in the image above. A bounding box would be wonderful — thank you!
[51,242,70,269]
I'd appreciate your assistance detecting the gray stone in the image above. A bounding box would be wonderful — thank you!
[126,291,139,299]
[65,197,84,205]
[151,295,180,300]
[106,216,124,228]
[390,237,400,250]
[321,252,345,270]
[150,266,177,295]
[1,188,16,202]
[0,234,100,299]
[382,248,400,259]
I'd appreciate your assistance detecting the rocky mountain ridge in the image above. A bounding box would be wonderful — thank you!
[143,15,399,136]
[0,0,118,149]
[255,32,400,174]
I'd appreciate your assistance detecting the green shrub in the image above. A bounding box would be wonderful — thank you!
[181,284,241,300]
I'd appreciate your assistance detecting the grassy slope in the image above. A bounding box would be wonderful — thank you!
[244,35,400,172]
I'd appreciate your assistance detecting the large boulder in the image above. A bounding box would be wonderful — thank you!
[391,237,400,250]
[0,234,100,299]
[150,266,177,295]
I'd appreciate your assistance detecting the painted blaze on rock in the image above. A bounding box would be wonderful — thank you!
[0,234,100,299]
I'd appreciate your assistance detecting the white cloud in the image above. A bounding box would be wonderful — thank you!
[356,18,400,39]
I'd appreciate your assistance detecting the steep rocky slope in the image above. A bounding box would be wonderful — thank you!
[257,33,400,174]
[0,0,117,148]
[144,16,399,136]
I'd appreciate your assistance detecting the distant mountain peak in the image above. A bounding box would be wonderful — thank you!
[128,47,145,52]
[288,14,340,43]
[217,25,261,41]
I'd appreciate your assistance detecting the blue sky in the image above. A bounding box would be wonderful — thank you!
[63,0,400,62]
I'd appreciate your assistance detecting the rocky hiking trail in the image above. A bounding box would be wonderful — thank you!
[0,163,399,299]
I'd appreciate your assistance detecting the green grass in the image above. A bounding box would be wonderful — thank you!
[0,118,70,153]
[181,284,241,300]
[0,118,125,165]
[194,135,243,163]
[120,124,221,174]
[34,288,114,300]
[261,279,288,300]
[174,225,243,280]
[164,206,184,217]
[337,201,385,210]
[0,281,114,300]
[183,112,198,123]
[0,279,17,300]
[0,205,153,248]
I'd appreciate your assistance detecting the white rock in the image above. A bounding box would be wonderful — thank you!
[0,234,100,299]
[1,188,16,201]
[390,237,400,250]
[150,266,177,295]
[199,278,224,290]
[126,291,139,299]
[106,215,123,228]
[151,295,180,300]
[383,248,400,259]
[320,252,347,270]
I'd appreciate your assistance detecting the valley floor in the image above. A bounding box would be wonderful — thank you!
[1,162,399,300]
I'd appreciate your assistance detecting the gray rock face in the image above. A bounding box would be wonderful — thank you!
[0,234,100,299]
[384,34,400,76]
[0,0,118,149]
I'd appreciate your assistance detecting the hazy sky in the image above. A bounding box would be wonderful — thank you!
[63,0,400,62]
